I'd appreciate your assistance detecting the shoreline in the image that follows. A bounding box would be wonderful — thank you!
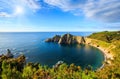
[87,43,113,70]
[88,44,107,70]
[84,37,114,70]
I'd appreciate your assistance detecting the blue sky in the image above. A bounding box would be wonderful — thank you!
[0,0,120,32]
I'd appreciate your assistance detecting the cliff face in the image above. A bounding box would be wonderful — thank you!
[75,36,86,44]
[45,34,86,45]
[58,34,77,44]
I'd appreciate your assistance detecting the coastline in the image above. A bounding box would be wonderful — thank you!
[88,44,107,70]
[45,35,114,70]
[86,41,114,70]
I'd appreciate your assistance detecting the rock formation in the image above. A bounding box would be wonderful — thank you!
[45,33,86,45]
[58,34,77,44]
[53,61,64,69]
[45,35,61,42]
[5,49,14,58]
[52,35,61,42]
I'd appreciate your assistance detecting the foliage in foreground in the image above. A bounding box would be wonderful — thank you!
[0,55,96,79]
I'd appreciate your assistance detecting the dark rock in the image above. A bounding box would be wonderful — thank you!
[81,37,86,43]
[52,35,61,42]
[97,45,99,47]
[5,49,14,58]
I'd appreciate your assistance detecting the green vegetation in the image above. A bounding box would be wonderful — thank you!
[88,31,120,43]
[0,55,96,79]
[87,31,120,79]
[0,31,120,79]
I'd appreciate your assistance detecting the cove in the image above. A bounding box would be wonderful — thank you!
[0,32,104,70]
[26,43,104,70]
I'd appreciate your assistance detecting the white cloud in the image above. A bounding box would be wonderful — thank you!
[84,0,120,22]
[23,0,40,11]
[44,0,85,11]
[0,12,11,17]
[0,0,41,17]
[0,0,119,23]
[44,0,120,22]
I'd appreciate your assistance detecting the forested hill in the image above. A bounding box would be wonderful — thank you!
[88,31,120,43]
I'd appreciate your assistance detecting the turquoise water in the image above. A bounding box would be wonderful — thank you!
[0,32,104,70]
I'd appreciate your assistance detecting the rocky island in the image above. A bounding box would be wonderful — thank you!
[45,33,86,44]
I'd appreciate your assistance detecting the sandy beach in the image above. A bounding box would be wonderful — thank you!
[88,43,114,70]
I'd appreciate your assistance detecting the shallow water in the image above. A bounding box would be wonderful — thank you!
[0,32,104,70]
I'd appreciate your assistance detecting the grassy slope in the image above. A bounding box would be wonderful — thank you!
[88,31,120,78]
[87,31,120,54]
[88,31,120,43]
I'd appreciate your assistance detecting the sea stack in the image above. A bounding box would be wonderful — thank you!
[5,49,14,58]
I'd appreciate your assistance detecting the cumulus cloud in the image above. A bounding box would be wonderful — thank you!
[44,0,120,22]
[0,0,41,17]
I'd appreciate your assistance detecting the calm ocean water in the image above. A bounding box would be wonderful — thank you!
[0,32,104,70]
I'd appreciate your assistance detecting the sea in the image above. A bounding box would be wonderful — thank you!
[0,32,104,70]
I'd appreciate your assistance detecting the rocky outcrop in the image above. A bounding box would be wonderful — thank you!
[53,61,64,69]
[52,35,61,42]
[45,33,86,45]
[45,35,61,42]
[58,34,77,44]
[75,36,86,44]
[5,49,14,58]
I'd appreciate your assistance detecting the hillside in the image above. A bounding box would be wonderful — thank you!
[88,31,120,43]
[87,31,120,78]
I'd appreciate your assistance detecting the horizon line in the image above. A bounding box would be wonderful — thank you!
[0,30,119,32]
